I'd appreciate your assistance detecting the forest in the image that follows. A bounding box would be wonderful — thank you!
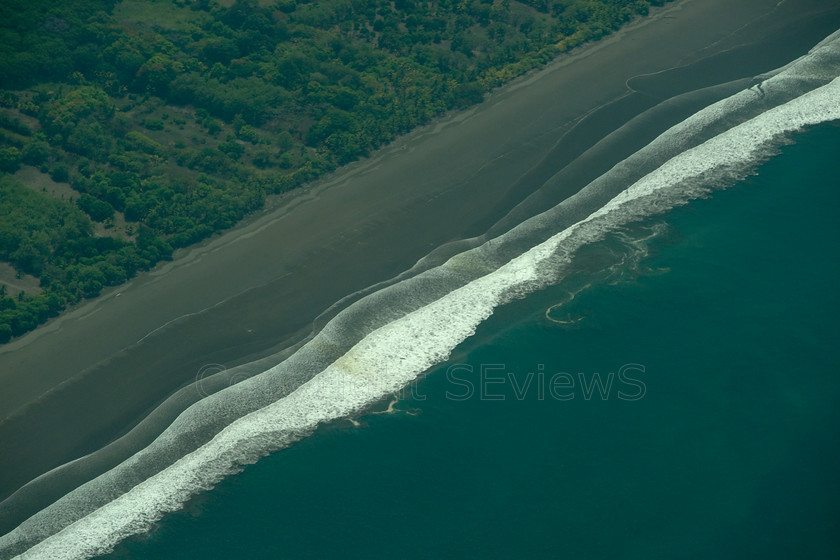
[0,0,668,343]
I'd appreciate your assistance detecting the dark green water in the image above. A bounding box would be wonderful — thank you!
[102,122,840,559]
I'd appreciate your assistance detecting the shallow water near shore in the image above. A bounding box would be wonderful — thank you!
[96,121,840,559]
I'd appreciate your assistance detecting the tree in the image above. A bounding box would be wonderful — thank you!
[21,135,52,166]
[136,54,184,95]
[0,147,21,172]
[0,323,12,343]
[42,86,114,135]
[76,193,115,222]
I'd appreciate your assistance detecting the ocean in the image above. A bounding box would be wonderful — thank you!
[93,120,840,560]
[3,30,840,560]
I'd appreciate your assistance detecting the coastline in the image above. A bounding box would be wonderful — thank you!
[1,0,839,535]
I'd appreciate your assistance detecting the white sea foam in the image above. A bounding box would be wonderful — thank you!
[4,32,840,560]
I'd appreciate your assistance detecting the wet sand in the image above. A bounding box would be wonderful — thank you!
[1,0,839,535]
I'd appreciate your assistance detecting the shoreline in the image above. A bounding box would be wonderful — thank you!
[2,0,839,535]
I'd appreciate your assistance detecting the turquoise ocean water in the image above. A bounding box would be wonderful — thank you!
[98,122,840,559]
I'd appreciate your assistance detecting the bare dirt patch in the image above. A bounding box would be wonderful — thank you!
[13,165,78,202]
[0,262,41,297]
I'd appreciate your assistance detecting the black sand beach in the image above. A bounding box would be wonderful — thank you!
[1,0,839,535]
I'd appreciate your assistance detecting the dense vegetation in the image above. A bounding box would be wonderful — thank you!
[0,0,668,342]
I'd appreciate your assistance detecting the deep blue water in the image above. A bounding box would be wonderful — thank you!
[101,122,840,559]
